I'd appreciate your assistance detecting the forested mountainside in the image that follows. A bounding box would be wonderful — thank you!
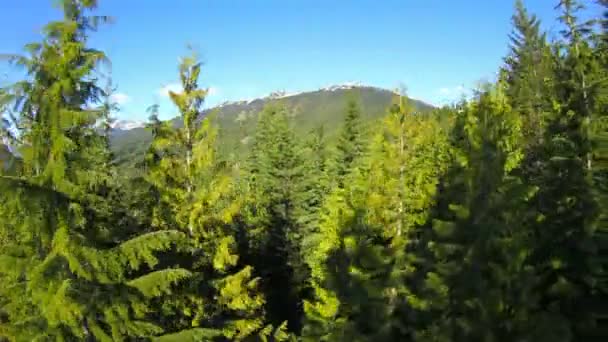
[0,0,606,341]
[110,86,434,167]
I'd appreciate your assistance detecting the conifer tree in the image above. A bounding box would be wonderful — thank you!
[144,51,276,340]
[243,104,305,334]
[523,1,602,338]
[587,0,608,337]
[297,126,331,247]
[418,85,541,341]
[333,96,366,188]
[503,0,554,150]
[0,1,195,340]
[366,95,451,339]
[302,94,450,340]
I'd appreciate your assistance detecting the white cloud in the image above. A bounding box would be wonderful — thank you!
[110,92,130,105]
[158,83,183,97]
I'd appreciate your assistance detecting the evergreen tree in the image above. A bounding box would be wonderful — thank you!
[0,1,189,340]
[418,85,541,341]
[144,51,274,340]
[588,0,608,337]
[333,96,366,188]
[366,95,451,339]
[503,0,554,151]
[592,0,608,260]
[302,94,450,341]
[302,190,393,341]
[297,126,331,248]
[243,104,305,334]
[523,1,602,338]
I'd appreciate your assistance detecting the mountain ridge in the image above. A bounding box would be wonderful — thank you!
[111,84,433,132]
[110,85,435,167]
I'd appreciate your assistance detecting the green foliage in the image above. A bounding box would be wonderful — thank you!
[503,0,554,149]
[332,96,367,188]
[297,126,331,254]
[110,87,435,170]
[2,1,606,341]
[590,1,608,338]
[417,85,545,340]
[0,1,185,340]
[242,104,306,333]
[524,1,603,338]
[302,94,451,340]
[143,50,268,340]
[153,328,223,342]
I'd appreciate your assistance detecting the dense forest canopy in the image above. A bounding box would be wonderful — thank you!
[0,0,606,341]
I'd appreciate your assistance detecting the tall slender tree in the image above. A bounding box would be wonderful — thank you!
[332,96,366,189]
[242,104,305,334]
[297,126,331,247]
[144,51,277,340]
[523,1,602,338]
[588,0,608,337]
[417,85,543,341]
[302,94,451,340]
[503,0,554,150]
[0,1,189,340]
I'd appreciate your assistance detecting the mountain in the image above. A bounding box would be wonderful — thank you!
[110,119,146,131]
[110,85,435,167]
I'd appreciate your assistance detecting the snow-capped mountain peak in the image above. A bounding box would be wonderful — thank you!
[110,120,145,131]
[320,81,363,92]
[211,83,369,109]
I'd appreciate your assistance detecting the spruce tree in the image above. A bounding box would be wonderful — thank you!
[302,94,450,341]
[242,104,305,334]
[366,95,451,339]
[587,0,608,337]
[418,85,541,341]
[297,126,331,249]
[0,1,190,340]
[503,0,554,150]
[144,51,275,340]
[333,96,366,189]
[523,1,602,338]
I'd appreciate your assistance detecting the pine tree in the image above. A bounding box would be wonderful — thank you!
[302,94,451,341]
[589,91,608,335]
[333,96,366,189]
[0,1,192,340]
[587,0,608,337]
[522,1,602,338]
[242,104,305,334]
[417,85,543,341]
[366,94,451,339]
[297,126,331,249]
[144,51,274,340]
[503,0,554,152]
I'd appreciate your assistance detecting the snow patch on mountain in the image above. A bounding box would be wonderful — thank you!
[110,120,145,130]
[320,81,363,92]
[109,84,389,132]
[213,83,373,109]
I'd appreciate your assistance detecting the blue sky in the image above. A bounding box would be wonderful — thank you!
[0,1,601,121]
